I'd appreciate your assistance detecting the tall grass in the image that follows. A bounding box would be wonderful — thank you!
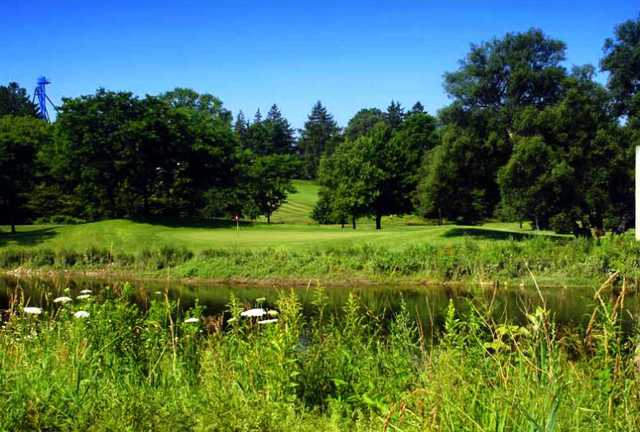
[2,234,640,284]
[1,279,639,430]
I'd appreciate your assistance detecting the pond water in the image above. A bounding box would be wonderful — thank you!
[1,274,637,336]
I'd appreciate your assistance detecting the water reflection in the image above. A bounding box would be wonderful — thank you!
[1,274,636,336]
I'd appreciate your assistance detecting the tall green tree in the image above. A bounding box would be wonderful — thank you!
[0,82,39,118]
[263,104,296,154]
[601,15,640,121]
[46,89,238,220]
[385,100,405,130]
[421,28,570,223]
[0,116,51,232]
[343,108,385,141]
[298,101,340,178]
[243,154,298,223]
[497,67,630,232]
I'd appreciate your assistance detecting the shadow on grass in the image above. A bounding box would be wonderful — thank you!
[443,227,564,241]
[0,227,58,247]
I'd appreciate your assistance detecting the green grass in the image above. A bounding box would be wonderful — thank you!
[1,284,638,430]
[267,179,320,224]
[0,219,561,254]
[3,179,636,285]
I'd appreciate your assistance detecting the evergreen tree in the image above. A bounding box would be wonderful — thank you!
[234,110,248,145]
[264,104,295,154]
[298,101,340,178]
[410,101,425,114]
[385,100,405,130]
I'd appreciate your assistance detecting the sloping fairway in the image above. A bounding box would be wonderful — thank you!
[267,179,320,224]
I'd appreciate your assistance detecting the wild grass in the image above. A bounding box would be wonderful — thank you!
[1,279,639,430]
[1,233,639,286]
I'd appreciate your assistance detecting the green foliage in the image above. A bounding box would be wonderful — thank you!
[243,154,299,222]
[0,115,52,232]
[1,284,640,430]
[0,82,39,117]
[298,101,341,179]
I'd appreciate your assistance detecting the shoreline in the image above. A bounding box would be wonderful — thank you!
[0,266,597,290]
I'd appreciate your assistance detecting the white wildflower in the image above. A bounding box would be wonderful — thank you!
[184,317,200,324]
[53,296,72,304]
[257,319,278,325]
[267,310,279,317]
[80,289,92,295]
[76,294,91,300]
[23,307,42,315]
[73,311,90,319]
[240,308,266,318]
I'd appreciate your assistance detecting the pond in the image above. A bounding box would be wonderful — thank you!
[1,273,636,337]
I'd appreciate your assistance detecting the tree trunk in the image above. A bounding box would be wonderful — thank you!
[534,215,540,231]
[11,223,16,234]
[352,216,356,230]
[375,213,382,230]
[267,213,271,224]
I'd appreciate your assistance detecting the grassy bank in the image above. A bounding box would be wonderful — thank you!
[1,222,639,285]
[1,283,638,430]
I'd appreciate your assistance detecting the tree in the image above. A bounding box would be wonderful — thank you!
[444,29,566,113]
[244,110,270,155]
[46,89,239,220]
[0,82,39,118]
[343,108,385,141]
[244,154,298,223]
[159,87,233,124]
[385,100,405,130]
[298,101,340,178]
[497,68,630,232]
[410,101,425,114]
[314,142,381,228]
[420,28,571,224]
[497,136,573,230]
[317,116,433,230]
[263,104,296,154]
[601,15,640,120]
[234,111,248,144]
[0,116,51,232]
[416,127,494,224]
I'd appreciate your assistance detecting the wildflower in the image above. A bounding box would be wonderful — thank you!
[184,317,200,324]
[53,296,72,304]
[154,291,162,295]
[73,311,90,319]
[258,319,278,325]
[267,310,279,317]
[76,294,91,300]
[23,307,42,315]
[80,289,92,295]
[256,297,266,303]
[240,308,266,318]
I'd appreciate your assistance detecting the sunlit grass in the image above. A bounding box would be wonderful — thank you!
[0,282,638,430]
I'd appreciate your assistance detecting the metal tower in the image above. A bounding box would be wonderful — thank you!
[33,76,57,121]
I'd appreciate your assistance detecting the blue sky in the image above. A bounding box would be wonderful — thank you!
[2,1,637,128]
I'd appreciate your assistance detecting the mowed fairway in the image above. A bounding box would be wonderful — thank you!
[0,180,560,253]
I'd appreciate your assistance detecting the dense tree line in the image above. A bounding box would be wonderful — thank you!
[1,14,639,235]
[316,15,640,233]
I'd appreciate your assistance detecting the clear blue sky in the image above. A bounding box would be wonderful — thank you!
[2,1,637,128]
